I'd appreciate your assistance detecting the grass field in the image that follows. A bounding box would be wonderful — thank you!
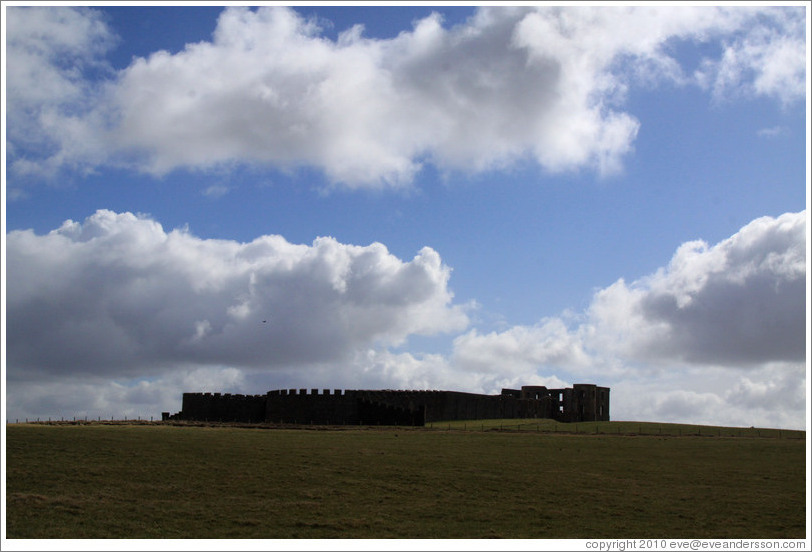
[435,418,806,439]
[5,422,806,539]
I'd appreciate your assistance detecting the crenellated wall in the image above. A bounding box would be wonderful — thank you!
[169,384,609,426]
[177,392,267,423]
[265,389,360,425]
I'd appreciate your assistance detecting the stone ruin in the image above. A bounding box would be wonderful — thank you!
[164,384,609,427]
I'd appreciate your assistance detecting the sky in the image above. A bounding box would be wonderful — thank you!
[2,3,809,430]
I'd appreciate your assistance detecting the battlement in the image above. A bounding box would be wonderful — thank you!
[183,392,267,400]
[176,392,267,423]
[169,384,609,426]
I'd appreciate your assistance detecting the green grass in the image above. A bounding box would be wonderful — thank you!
[433,418,806,439]
[5,422,806,539]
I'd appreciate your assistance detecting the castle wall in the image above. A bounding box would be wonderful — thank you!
[178,392,266,422]
[170,384,610,425]
[358,395,424,426]
[574,384,597,421]
[568,384,612,422]
[265,389,359,425]
[597,386,610,421]
[561,388,575,422]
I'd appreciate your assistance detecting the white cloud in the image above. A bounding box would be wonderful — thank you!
[725,364,806,413]
[4,366,247,422]
[5,7,115,109]
[695,7,806,105]
[447,204,805,391]
[202,184,229,198]
[5,6,117,177]
[352,348,569,396]
[452,318,591,376]
[6,209,468,379]
[610,363,806,429]
[585,211,806,367]
[757,126,786,138]
[5,6,806,188]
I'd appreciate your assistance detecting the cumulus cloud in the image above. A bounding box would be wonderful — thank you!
[6,210,468,379]
[695,7,807,105]
[5,5,806,187]
[446,212,805,377]
[350,349,569,396]
[5,6,117,177]
[4,367,247,422]
[610,363,806,429]
[451,318,591,376]
[585,211,806,367]
[456,211,806,374]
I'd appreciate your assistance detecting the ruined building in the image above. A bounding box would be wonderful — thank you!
[166,384,609,426]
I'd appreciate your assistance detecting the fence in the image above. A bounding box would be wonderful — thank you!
[8,415,161,424]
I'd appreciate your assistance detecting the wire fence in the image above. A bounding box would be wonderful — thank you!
[8,416,161,424]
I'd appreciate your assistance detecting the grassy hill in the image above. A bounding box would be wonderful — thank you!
[433,418,805,439]
[5,421,806,539]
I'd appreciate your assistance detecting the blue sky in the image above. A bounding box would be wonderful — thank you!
[3,4,809,429]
